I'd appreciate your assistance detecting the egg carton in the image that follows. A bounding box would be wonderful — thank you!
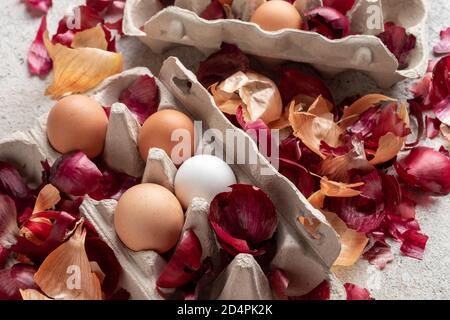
[0,58,344,300]
[123,0,428,88]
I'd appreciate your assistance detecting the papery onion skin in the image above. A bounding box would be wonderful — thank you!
[378,22,416,69]
[363,245,394,270]
[104,18,124,37]
[429,56,450,108]
[381,213,420,242]
[433,27,450,55]
[279,158,316,198]
[323,0,355,15]
[0,195,19,248]
[397,197,416,220]
[395,147,450,195]
[236,106,274,156]
[44,28,123,98]
[34,223,102,300]
[28,16,52,76]
[52,5,103,47]
[20,289,51,300]
[289,111,345,159]
[109,0,126,14]
[425,116,441,139]
[432,96,450,128]
[118,75,160,125]
[11,211,77,263]
[88,162,139,201]
[49,151,103,197]
[304,7,351,40]
[33,184,61,215]
[400,230,428,260]
[379,172,401,211]
[325,170,385,233]
[213,71,283,125]
[24,0,53,15]
[197,43,250,88]
[268,269,289,300]
[0,264,37,300]
[344,283,372,300]
[280,136,323,174]
[56,5,104,35]
[71,26,108,50]
[440,146,450,156]
[406,99,425,147]
[200,0,226,20]
[409,75,432,104]
[208,184,278,256]
[0,162,31,199]
[56,196,84,215]
[85,237,122,296]
[318,139,373,183]
[278,68,334,105]
[0,247,10,267]
[278,136,319,197]
[268,269,331,300]
[320,141,349,157]
[156,230,203,289]
[86,0,112,13]
[321,211,368,267]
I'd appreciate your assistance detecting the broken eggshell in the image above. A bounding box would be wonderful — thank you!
[123,0,428,88]
[0,62,341,299]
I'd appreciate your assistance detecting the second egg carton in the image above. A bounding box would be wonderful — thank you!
[123,0,429,88]
[0,58,344,300]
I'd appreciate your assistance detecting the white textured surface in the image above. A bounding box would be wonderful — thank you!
[0,0,449,300]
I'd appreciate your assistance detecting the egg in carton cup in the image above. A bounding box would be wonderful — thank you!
[0,59,345,300]
[123,0,428,88]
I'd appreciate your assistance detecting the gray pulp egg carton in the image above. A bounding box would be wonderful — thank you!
[123,0,428,88]
[0,58,345,300]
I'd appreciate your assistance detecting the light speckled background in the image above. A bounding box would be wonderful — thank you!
[1,0,449,299]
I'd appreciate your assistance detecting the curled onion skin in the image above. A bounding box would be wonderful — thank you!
[156,230,203,289]
[378,22,416,69]
[323,0,356,15]
[304,7,351,40]
[395,147,450,195]
[208,184,278,256]
[0,264,37,300]
[197,43,250,89]
[49,152,103,197]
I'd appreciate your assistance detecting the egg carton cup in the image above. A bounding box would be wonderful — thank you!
[0,58,344,299]
[123,0,428,88]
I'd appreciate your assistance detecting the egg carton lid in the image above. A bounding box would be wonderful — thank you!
[0,59,344,299]
[123,0,428,88]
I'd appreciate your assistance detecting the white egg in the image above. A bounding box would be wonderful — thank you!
[174,155,237,208]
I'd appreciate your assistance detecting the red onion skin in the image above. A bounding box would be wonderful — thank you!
[197,43,250,89]
[305,7,351,40]
[156,230,203,289]
[49,151,103,197]
[208,184,278,256]
[0,264,37,300]
[395,147,450,196]
[344,283,372,300]
[118,75,160,125]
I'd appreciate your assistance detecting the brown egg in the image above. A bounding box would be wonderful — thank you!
[47,95,108,159]
[114,183,185,253]
[139,109,195,165]
[250,0,303,32]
